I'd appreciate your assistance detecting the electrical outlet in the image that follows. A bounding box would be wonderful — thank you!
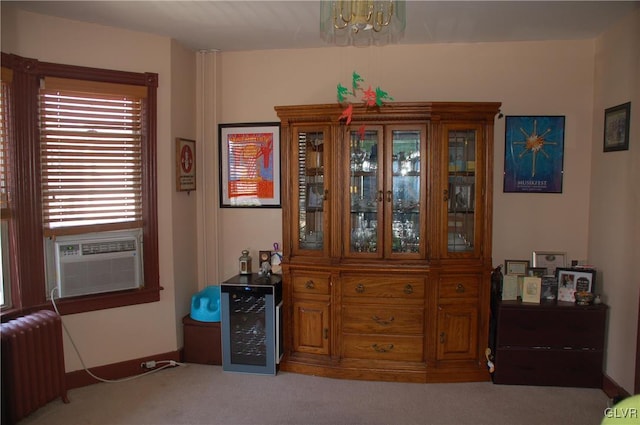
[141,360,156,369]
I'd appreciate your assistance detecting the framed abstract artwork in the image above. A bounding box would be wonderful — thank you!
[219,122,281,208]
[504,116,565,193]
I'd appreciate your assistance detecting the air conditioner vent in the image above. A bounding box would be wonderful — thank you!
[81,240,136,256]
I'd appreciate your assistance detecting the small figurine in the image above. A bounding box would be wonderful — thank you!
[259,260,272,276]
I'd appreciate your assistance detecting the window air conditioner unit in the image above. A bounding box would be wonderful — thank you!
[48,230,143,298]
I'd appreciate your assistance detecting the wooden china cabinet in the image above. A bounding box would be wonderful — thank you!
[275,102,501,383]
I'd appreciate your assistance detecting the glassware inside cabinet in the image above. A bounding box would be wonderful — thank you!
[349,128,380,253]
[390,130,422,253]
[298,131,325,250]
[447,129,476,253]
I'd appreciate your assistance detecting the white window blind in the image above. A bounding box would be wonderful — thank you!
[39,77,145,234]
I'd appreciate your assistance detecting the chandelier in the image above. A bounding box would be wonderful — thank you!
[320,0,406,47]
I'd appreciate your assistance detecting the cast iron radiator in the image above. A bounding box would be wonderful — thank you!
[1,310,69,424]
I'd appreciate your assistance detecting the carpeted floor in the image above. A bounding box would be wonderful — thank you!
[18,363,611,425]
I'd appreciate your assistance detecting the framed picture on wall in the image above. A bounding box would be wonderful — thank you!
[504,116,565,193]
[176,138,196,192]
[603,102,631,152]
[219,122,281,208]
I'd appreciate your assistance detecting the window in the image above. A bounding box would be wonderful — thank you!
[0,52,159,317]
[40,78,145,235]
[1,66,12,308]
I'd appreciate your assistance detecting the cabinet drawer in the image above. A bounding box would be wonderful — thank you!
[439,275,480,299]
[494,348,603,388]
[497,307,606,349]
[342,275,424,299]
[292,274,330,295]
[342,305,424,335]
[342,334,423,362]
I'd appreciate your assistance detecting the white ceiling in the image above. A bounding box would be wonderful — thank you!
[6,1,640,52]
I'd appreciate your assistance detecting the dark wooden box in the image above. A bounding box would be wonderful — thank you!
[182,315,222,365]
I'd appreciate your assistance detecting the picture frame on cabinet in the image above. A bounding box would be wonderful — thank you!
[305,183,324,212]
[219,122,281,208]
[556,267,596,302]
[526,267,547,278]
[522,277,542,303]
[532,251,567,275]
[504,116,565,193]
[603,102,631,152]
[541,275,559,301]
[505,259,529,276]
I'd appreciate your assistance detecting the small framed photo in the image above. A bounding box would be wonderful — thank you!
[449,182,474,211]
[505,259,529,276]
[502,275,519,301]
[306,183,324,212]
[556,267,596,303]
[603,102,631,152]
[522,276,542,304]
[541,275,558,301]
[532,251,567,275]
[526,267,547,278]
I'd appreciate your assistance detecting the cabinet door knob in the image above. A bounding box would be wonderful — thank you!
[355,283,365,293]
[305,280,315,289]
[455,283,465,293]
[323,189,329,201]
[324,328,329,339]
[386,190,392,202]
[377,190,384,202]
[440,332,446,344]
[404,284,414,295]
[443,189,449,201]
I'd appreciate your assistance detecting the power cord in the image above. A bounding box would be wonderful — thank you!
[50,287,186,383]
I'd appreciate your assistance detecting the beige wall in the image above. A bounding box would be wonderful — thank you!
[212,41,596,279]
[1,7,189,371]
[170,40,198,347]
[590,9,640,394]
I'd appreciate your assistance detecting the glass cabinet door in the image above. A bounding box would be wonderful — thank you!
[387,126,425,258]
[344,124,426,259]
[445,125,481,256]
[293,126,329,255]
[346,126,382,257]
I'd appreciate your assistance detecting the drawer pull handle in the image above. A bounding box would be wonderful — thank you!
[355,284,365,293]
[404,284,414,295]
[455,283,465,293]
[305,280,315,289]
[440,332,446,344]
[372,343,394,353]
[372,315,395,326]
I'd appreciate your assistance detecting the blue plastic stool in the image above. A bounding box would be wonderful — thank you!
[190,285,221,322]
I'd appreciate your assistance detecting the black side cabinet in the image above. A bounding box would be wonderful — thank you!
[493,300,607,388]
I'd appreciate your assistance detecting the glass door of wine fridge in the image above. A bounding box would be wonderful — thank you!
[220,274,283,375]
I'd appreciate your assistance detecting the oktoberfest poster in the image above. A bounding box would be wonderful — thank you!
[504,116,565,193]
